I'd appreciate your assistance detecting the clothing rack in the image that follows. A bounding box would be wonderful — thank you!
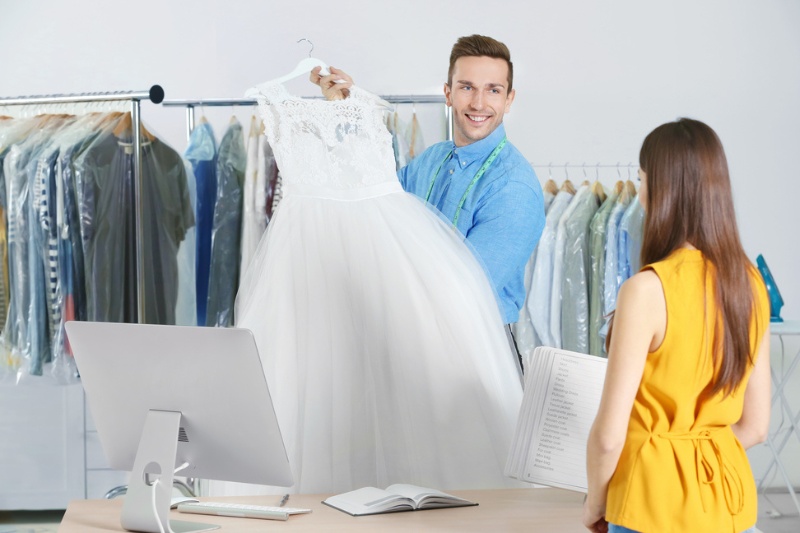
[530,163,639,181]
[162,95,452,142]
[0,85,165,323]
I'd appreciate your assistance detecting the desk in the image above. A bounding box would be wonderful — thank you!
[759,320,800,516]
[59,488,585,532]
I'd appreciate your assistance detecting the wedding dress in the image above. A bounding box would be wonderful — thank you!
[208,83,523,496]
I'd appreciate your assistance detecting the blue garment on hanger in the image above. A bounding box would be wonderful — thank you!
[618,199,644,283]
[185,122,217,326]
[205,121,246,327]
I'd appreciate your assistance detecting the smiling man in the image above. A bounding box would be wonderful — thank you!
[312,35,544,373]
[398,36,545,355]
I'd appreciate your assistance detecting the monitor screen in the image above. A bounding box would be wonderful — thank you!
[65,321,293,532]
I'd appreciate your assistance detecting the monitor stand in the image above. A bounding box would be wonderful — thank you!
[121,410,219,533]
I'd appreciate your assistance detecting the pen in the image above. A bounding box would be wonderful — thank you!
[279,494,290,507]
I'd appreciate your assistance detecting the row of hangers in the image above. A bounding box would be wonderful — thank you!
[543,178,638,206]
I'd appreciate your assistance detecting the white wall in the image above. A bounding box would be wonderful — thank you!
[2,0,800,487]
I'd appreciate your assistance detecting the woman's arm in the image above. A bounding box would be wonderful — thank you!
[731,330,771,449]
[583,270,664,531]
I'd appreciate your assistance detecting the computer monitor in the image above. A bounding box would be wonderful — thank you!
[65,321,293,533]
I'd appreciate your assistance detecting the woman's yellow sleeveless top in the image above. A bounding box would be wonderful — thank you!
[605,248,769,533]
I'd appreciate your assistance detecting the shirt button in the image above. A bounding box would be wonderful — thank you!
[449,169,454,174]
[461,161,466,167]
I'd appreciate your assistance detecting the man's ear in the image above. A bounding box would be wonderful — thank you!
[444,83,452,107]
[505,88,516,113]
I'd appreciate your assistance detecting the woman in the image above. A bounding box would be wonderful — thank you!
[583,118,771,533]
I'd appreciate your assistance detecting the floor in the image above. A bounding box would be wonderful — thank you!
[1,493,798,532]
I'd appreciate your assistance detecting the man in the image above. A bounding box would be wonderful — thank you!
[313,35,545,370]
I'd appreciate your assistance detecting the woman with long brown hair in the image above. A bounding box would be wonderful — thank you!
[583,118,770,533]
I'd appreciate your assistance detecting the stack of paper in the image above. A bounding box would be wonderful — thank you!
[506,346,607,492]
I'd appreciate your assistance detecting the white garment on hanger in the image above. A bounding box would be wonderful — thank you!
[529,189,574,348]
[210,82,524,496]
[550,185,590,349]
[239,117,260,279]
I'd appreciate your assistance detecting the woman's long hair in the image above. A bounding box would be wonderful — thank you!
[638,118,759,396]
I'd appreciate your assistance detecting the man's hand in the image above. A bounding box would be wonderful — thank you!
[309,66,353,101]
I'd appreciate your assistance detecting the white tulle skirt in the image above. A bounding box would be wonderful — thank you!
[206,184,523,496]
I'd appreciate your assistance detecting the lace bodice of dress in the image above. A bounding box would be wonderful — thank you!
[254,84,399,191]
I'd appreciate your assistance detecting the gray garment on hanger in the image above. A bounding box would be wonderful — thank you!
[561,188,602,354]
[588,189,620,357]
[206,120,247,327]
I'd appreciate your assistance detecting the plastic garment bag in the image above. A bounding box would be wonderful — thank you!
[560,187,603,353]
[587,183,622,356]
[240,122,274,280]
[602,183,635,318]
[550,184,590,349]
[529,188,574,348]
[173,159,197,326]
[403,111,425,162]
[74,114,194,326]
[0,113,105,381]
[261,132,279,222]
[184,120,217,326]
[617,198,644,282]
[206,119,246,327]
[512,185,558,371]
[3,116,70,378]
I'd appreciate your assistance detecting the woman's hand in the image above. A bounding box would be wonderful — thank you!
[309,66,353,101]
[582,499,608,533]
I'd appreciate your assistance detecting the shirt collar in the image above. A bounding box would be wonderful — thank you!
[452,124,507,166]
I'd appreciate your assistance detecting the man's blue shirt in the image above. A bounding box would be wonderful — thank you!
[398,124,545,324]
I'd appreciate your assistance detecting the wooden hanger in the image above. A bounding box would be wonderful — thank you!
[112,111,156,142]
[543,179,559,195]
[409,112,420,159]
[591,180,607,204]
[625,179,637,198]
[560,179,576,195]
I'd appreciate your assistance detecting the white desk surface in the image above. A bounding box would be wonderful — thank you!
[59,487,586,532]
[771,320,800,336]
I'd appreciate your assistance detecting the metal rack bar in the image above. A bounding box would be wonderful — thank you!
[163,94,451,142]
[530,163,637,168]
[0,85,165,324]
[0,86,164,106]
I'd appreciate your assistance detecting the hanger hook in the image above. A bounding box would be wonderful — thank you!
[596,162,601,180]
[564,162,569,180]
[616,162,621,179]
[548,161,553,181]
[297,38,314,57]
[627,163,632,180]
[582,162,587,179]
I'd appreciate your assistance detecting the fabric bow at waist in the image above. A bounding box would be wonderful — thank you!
[657,428,744,515]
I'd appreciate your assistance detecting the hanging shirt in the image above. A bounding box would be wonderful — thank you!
[550,185,589,348]
[529,189,573,347]
[602,196,631,316]
[399,124,545,324]
[588,188,620,356]
[240,117,260,279]
[185,122,217,326]
[618,198,645,279]
[560,187,603,353]
[206,120,246,327]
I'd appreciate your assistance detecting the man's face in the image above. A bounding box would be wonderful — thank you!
[444,55,516,147]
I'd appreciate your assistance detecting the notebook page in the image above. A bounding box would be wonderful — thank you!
[522,350,606,492]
